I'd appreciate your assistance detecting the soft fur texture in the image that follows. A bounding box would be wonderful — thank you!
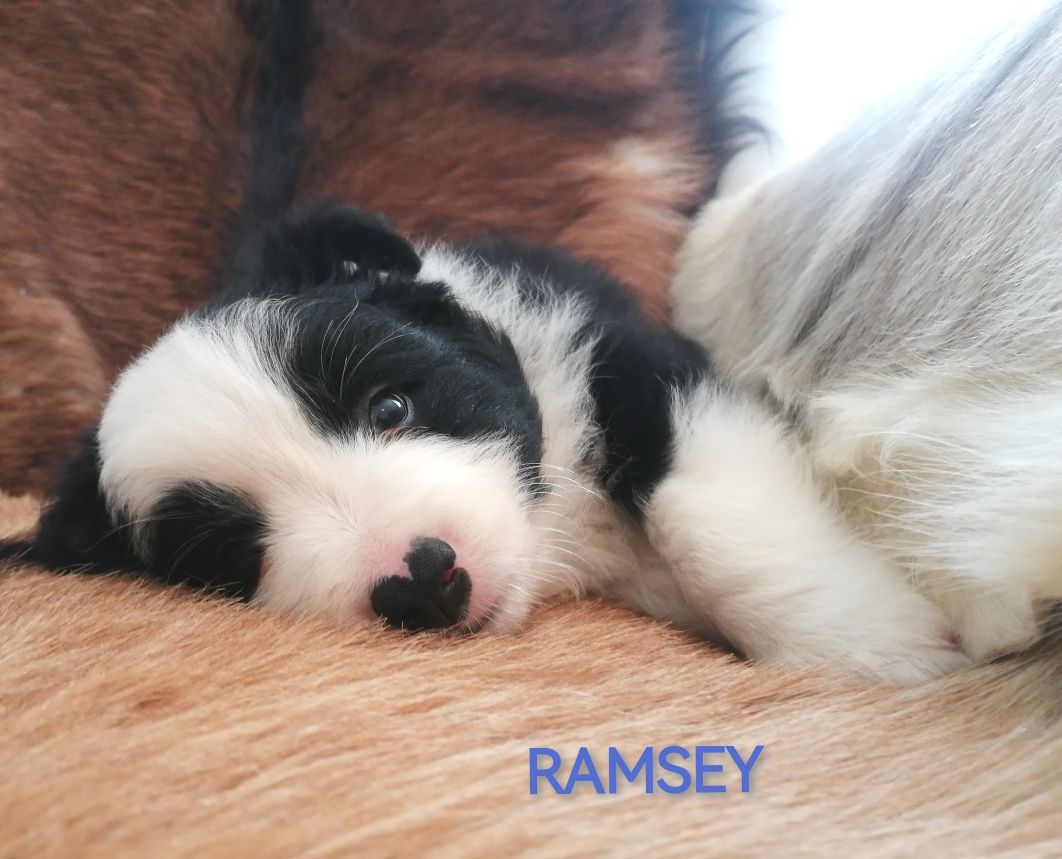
[12,200,967,681]
[674,3,1062,664]
[1,490,1061,857]
[5,2,1060,852]
[0,0,741,494]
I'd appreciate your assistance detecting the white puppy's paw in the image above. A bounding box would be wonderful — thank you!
[930,580,1040,661]
[747,588,971,683]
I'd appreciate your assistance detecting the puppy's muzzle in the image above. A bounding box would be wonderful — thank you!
[370,537,471,631]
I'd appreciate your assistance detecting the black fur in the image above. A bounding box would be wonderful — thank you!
[221,203,422,304]
[210,204,546,483]
[14,435,263,599]
[278,288,545,478]
[468,238,713,515]
[29,431,140,574]
[0,540,34,565]
[666,0,771,204]
[7,434,264,601]
[228,0,315,265]
[143,483,267,599]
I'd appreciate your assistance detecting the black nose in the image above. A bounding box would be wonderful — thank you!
[370,538,471,631]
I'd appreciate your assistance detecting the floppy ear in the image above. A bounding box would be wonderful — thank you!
[363,277,471,327]
[6,429,142,574]
[224,202,422,300]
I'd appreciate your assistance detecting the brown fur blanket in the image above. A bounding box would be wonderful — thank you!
[2,490,1060,856]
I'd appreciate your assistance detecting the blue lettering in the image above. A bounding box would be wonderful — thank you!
[727,745,765,792]
[608,746,654,794]
[695,745,727,793]
[656,745,692,794]
[564,746,606,794]
[529,748,564,795]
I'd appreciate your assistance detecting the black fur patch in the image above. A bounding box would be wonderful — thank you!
[210,204,546,487]
[21,434,265,600]
[143,483,267,600]
[469,237,714,515]
[280,286,543,478]
[0,541,33,565]
[227,0,315,264]
[222,203,422,304]
[30,430,141,574]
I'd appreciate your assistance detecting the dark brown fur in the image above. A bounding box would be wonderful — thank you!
[0,1,254,491]
[0,0,732,492]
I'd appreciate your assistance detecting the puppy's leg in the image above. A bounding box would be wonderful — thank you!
[642,383,969,682]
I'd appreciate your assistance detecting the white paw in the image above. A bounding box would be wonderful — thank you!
[748,589,972,683]
[931,581,1040,661]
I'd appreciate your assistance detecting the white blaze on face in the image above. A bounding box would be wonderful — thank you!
[97,299,540,630]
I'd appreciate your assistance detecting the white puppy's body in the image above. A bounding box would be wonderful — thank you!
[673,3,1062,660]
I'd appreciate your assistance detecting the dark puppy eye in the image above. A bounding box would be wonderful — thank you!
[369,391,412,433]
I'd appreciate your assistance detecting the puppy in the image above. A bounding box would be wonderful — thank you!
[672,4,1062,662]
[1,202,965,682]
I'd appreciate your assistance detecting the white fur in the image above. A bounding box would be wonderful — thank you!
[642,383,967,680]
[672,4,1062,662]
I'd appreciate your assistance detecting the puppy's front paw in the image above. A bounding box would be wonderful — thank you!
[838,629,972,684]
[754,590,972,683]
[931,581,1039,661]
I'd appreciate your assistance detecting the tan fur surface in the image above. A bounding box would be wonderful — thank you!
[2,489,1060,858]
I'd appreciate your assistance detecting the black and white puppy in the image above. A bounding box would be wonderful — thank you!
[5,203,967,681]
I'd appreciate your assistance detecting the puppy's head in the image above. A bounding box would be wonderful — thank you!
[29,206,551,633]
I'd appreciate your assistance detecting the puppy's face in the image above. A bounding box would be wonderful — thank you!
[34,207,552,633]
